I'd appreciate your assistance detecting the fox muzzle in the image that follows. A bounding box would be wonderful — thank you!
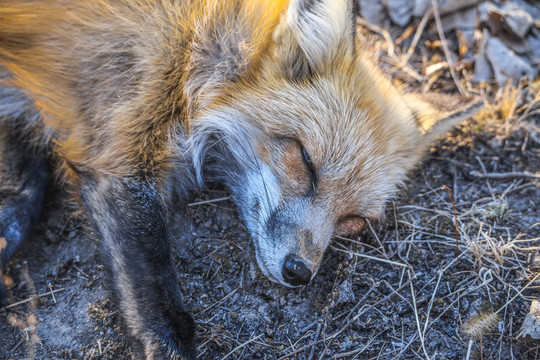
[282,254,312,286]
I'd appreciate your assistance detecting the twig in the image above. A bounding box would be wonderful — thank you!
[401,8,433,66]
[330,331,383,360]
[356,17,426,82]
[431,0,467,95]
[366,220,388,258]
[343,282,377,322]
[422,254,462,339]
[188,196,231,207]
[409,270,431,360]
[331,245,409,268]
[194,287,239,318]
[475,156,495,199]
[98,339,103,355]
[2,288,65,310]
[307,317,325,360]
[441,185,460,259]
[310,262,354,360]
[48,283,56,304]
[11,340,23,353]
[469,171,540,180]
[357,17,395,57]
[495,272,540,315]
[465,338,474,360]
[220,333,263,360]
[316,336,330,360]
[422,270,443,337]
[516,90,540,123]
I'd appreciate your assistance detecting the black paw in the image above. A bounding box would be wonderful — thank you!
[159,307,196,359]
[127,304,196,360]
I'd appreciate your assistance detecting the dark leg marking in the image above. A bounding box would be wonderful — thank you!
[81,176,195,360]
[0,129,48,306]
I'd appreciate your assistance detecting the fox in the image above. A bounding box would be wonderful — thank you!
[0,0,483,358]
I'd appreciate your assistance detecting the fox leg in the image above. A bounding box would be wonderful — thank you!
[81,175,195,360]
[0,125,49,306]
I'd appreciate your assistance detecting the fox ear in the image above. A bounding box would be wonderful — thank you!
[404,93,484,146]
[268,0,357,78]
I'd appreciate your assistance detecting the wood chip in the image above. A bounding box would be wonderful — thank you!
[517,300,540,341]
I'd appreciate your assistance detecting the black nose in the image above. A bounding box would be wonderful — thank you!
[282,255,312,286]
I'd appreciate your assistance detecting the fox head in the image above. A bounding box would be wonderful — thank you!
[187,0,482,287]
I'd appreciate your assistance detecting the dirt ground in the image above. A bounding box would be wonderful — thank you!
[1,12,540,360]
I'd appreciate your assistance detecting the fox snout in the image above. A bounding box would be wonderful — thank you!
[246,195,333,288]
[282,254,312,286]
[276,228,318,286]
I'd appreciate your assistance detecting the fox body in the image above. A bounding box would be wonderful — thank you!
[0,0,482,358]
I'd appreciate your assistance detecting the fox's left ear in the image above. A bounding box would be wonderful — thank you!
[267,0,357,78]
[403,93,484,147]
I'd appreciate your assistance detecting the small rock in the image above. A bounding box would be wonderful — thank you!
[336,278,355,305]
[498,33,529,55]
[486,36,537,84]
[385,0,413,27]
[414,0,479,17]
[515,0,540,21]
[500,2,533,39]
[413,0,430,16]
[527,29,540,66]
[479,2,533,39]
[473,49,492,83]
[358,0,386,26]
[440,6,477,33]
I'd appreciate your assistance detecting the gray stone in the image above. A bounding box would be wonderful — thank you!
[385,0,413,27]
[359,0,387,26]
[486,36,537,84]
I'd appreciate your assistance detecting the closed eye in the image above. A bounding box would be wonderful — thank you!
[300,143,316,189]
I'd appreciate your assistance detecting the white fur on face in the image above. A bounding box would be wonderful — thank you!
[189,111,297,285]
[232,161,288,284]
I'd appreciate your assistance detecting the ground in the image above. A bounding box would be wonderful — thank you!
[1,10,540,360]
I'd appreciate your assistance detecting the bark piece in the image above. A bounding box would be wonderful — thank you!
[517,300,540,341]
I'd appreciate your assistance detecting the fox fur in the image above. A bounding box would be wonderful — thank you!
[0,0,483,358]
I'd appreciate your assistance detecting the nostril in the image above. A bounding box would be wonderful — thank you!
[283,267,296,281]
[282,255,312,286]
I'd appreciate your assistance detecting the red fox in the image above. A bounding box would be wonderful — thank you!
[0,0,482,358]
